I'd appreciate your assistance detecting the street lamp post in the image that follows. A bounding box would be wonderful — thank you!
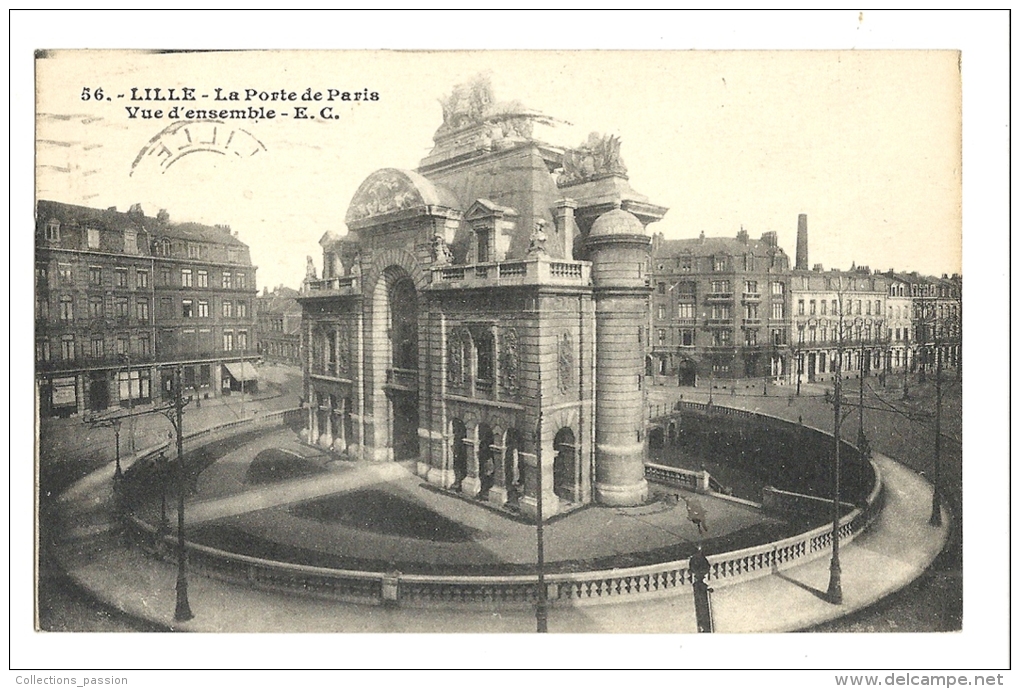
[826,299,849,605]
[170,365,193,622]
[857,324,868,458]
[534,410,547,633]
[929,319,943,527]
[113,419,123,481]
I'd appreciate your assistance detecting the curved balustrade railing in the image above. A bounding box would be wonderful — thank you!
[122,402,882,610]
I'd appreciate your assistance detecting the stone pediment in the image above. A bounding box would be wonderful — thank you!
[464,199,518,222]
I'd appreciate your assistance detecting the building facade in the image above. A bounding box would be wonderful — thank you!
[886,271,962,375]
[788,266,893,386]
[256,286,303,367]
[298,77,666,519]
[35,201,258,417]
[647,228,792,387]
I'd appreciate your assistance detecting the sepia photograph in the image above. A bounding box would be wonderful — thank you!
[13,9,1008,678]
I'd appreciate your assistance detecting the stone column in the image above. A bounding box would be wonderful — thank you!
[460,430,481,497]
[518,441,559,521]
[487,437,508,506]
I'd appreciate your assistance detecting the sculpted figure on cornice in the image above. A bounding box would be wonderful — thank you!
[559,132,628,186]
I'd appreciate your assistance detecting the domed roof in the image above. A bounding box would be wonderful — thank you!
[589,208,646,238]
[345,168,459,226]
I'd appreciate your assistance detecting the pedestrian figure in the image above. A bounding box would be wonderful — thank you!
[682,496,709,534]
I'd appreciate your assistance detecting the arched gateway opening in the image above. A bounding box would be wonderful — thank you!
[380,267,419,461]
[553,427,576,501]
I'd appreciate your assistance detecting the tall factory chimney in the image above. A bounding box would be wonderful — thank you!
[796,213,809,270]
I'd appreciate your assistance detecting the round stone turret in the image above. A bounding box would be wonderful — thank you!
[586,208,651,507]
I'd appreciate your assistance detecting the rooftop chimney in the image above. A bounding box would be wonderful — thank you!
[736,226,749,244]
[760,231,778,248]
[795,213,808,270]
[813,263,824,272]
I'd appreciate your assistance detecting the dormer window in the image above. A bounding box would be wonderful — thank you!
[713,255,726,272]
[45,219,61,241]
[476,229,491,263]
[154,238,171,257]
[86,226,100,249]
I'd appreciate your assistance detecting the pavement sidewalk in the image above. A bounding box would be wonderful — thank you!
[50,449,948,633]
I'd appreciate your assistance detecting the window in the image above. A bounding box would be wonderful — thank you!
[476,229,491,263]
[59,296,73,321]
[821,300,827,315]
[35,264,48,288]
[677,303,695,319]
[160,297,174,319]
[228,248,241,263]
[89,266,102,286]
[91,336,104,359]
[657,329,666,344]
[744,329,758,346]
[744,280,758,294]
[188,243,202,259]
[222,272,232,289]
[182,299,194,318]
[710,280,730,293]
[237,300,248,319]
[855,300,862,315]
[136,299,149,321]
[831,299,838,315]
[657,282,666,294]
[36,296,49,320]
[222,300,233,318]
[138,334,151,356]
[657,304,666,320]
[155,238,171,256]
[797,299,805,315]
[181,269,193,287]
[197,270,208,288]
[115,297,129,318]
[36,340,51,362]
[809,327,817,343]
[771,302,785,319]
[712,330,732,346]
[866,300,872,315]
[771,281,785,296]
[713,256,727,272]
[771,328,787,346]
[124,230,138,254]
[136,270,148,288]
[223,331,234,351]
[236,273,246,289]
[680,329,695,347]
[88,297,103,318]
[115,269,128,288]
[711,304,731,320]
[237,331,249,351]
[116,337,129,355]
[60,335,75,361]
[875,300,881,315]
[809,300,816,315]
[743,303,759,320]
[45,220,60,241]
[161,268,171,286]
[59,264,73,284]
[87,227,100,249]
[197,300,209,318]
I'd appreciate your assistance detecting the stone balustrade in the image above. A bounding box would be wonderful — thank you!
[430,256,590,290]
[121,401,881,610]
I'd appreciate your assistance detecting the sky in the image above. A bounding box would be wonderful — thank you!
[35,49,963,291]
